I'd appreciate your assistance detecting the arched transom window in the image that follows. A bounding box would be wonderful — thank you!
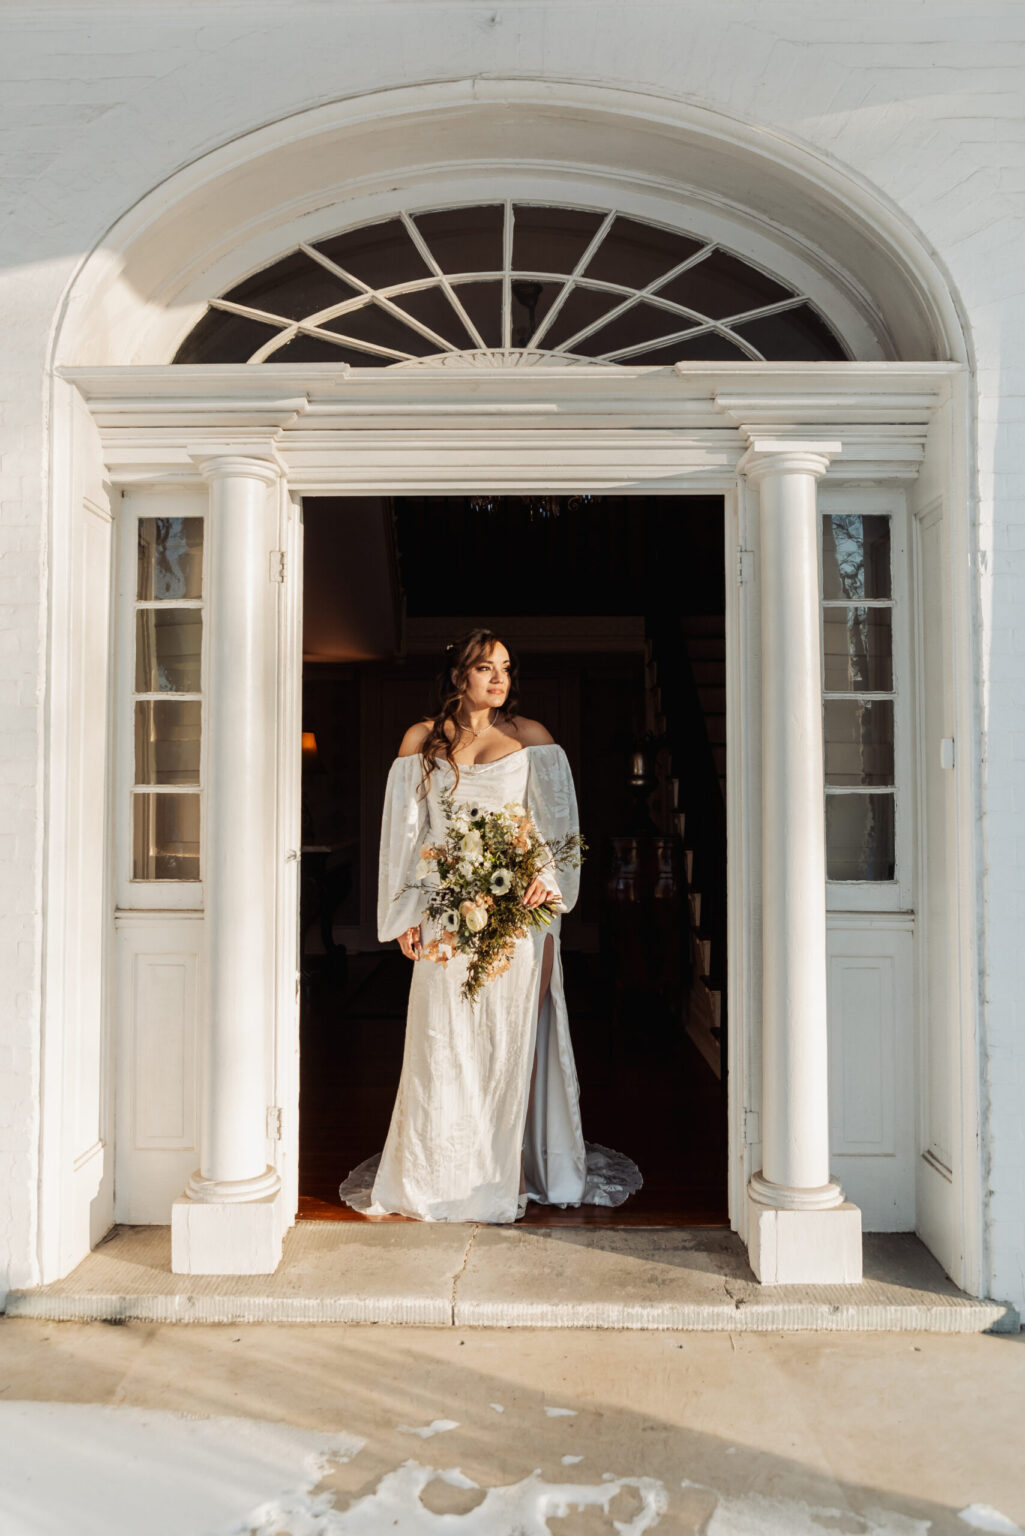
[174,202,848,368]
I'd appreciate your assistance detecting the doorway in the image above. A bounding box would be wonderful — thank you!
[297,494,728,1225]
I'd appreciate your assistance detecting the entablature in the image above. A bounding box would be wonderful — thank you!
[61,361,962,491]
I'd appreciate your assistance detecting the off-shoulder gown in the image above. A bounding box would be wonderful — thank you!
[338,743,642,1223]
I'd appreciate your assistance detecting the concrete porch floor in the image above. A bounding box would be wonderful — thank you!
[4,1223,1018,1331]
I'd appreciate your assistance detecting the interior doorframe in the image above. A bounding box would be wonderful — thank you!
[49,360,969,1280]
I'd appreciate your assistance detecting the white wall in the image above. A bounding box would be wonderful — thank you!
[1,1,1023,1304]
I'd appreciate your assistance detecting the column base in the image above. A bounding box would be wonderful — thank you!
[172,1179,286,1275]
[747,1189,863,1285]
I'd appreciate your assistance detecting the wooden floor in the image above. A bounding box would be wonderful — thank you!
[298,947,729,1228]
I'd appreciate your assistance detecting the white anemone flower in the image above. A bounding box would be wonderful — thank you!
[490,868,513,895]
[441,910,459,932]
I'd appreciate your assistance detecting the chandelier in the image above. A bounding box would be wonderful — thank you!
[467,494,599,521]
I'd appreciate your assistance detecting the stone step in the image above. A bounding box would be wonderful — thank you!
[3,1225,1016,1333]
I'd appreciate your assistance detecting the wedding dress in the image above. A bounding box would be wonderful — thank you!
[338,742,643,1223]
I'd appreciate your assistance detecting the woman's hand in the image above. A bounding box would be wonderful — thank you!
[522,876,559,910]
[398,924,422,960]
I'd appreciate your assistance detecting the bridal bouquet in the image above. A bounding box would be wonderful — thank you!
[397,784,587,1006]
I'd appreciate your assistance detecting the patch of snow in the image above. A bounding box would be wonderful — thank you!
[332,1461,667,1533]
[561,1455,584,1466]
[959,1508,1025,1535]
[396,1419,460,1438]
[489,1403,505,1413]
[0,1401,363,1536]
[543,1406,577,1417]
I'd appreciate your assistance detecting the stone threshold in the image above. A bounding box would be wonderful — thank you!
[4,1224,1018,1332]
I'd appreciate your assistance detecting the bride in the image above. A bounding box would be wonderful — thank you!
[338,627,642,1223]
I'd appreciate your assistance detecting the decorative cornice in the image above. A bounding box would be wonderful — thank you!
[60,362,958,488]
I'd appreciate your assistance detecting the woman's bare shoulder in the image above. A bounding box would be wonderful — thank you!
[397,719,435,758]
[510,715,556,746]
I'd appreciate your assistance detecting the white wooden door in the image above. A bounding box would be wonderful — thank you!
[272,489,305,1223]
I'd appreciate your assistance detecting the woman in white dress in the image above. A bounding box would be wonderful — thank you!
[338,627,642,1223]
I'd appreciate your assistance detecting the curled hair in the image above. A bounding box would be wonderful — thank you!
[415,627,521,800]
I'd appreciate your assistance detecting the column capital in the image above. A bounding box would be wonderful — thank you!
[188,448,284,485]
[738,437,841,483]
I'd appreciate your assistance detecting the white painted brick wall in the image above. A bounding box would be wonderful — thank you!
[1,0,1023,1305]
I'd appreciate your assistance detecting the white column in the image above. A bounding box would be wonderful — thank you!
[172,452,285,1275]
[742,438,862,1284]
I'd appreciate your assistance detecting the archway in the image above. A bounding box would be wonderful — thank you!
[42,81,979,1292]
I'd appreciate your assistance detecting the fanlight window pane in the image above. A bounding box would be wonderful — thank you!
[174,310,284,365]
[413,204,504,275]
[822,514,891,600]
[825,699,894,786]
[135,608,203,693]
[657,249,791,318]
[391,286,476,349]
[133,793,201,882]
[540,285,627,350]
[449,280,503,349]
[579,300,703,357]
[135,700,202,785]
[733,304,843,363]
[222,248,358,319]
[137,518,203,600]
[320,305,436,357]
[584,215,703,288]
[314,217,428,288]
[511,205,606,275]
[823,607,893,693]
[510,279,562,348]
[826,794,895,881]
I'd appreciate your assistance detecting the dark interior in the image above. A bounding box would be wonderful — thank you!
[298,494,729,1225]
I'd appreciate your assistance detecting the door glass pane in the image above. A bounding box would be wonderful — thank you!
[133,793,200,880]
[137,517,203,600]
[822,514,891,600]
[134,700,201,784]
[823,607,893,692]
[826,794,895,881]
[135,608,202,693]
[824,699,894,785]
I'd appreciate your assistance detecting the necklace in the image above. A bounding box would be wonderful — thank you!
[457,706,497,737]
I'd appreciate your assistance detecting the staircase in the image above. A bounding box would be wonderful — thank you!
[643,614,727,1077]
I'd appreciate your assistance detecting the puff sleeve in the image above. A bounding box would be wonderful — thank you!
[377,755,431,943]
[525,743,582,914]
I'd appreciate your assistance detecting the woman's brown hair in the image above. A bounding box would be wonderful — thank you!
[415,627,521,801]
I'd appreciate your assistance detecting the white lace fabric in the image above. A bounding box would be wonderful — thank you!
[342,744,642,1223]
